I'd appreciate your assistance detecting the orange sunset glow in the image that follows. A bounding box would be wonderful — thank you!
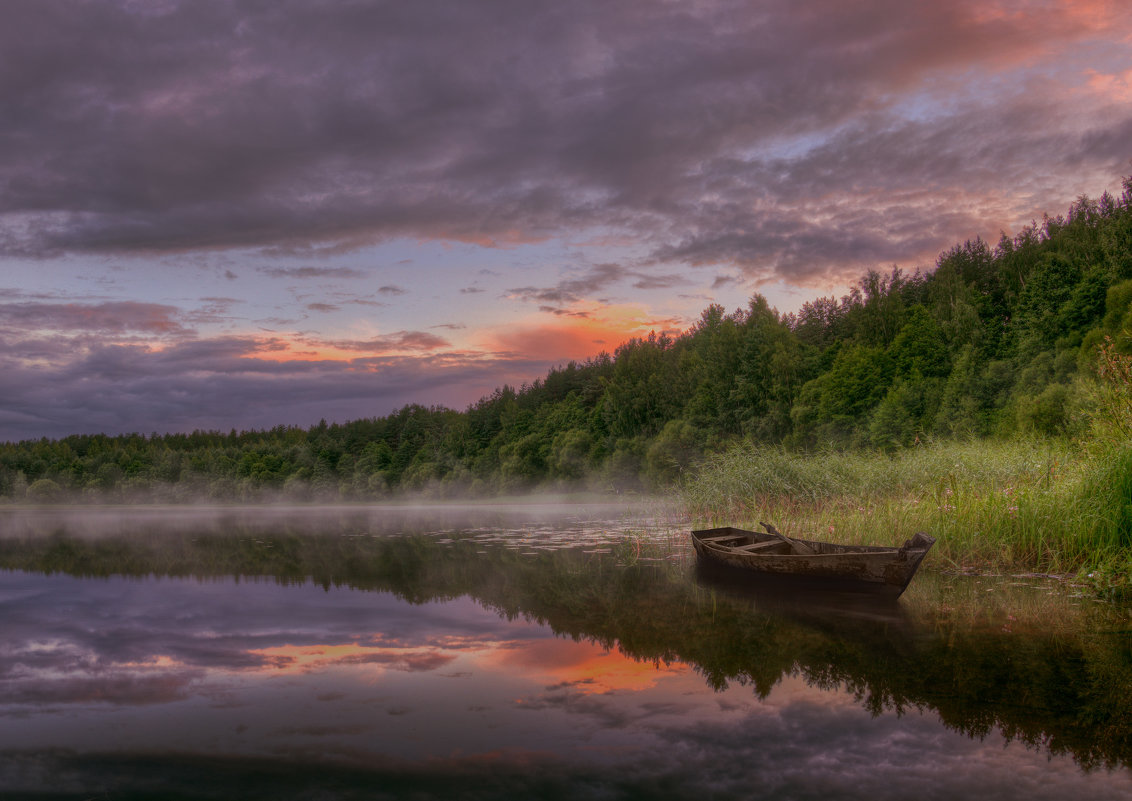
[1,0,1128,441]
[240,634,685,696]
[487,638,686,694]
[481,307,683,362]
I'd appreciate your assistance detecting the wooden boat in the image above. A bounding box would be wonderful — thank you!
[691,522,935,598]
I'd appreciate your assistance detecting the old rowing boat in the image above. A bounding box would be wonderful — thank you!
[691,522,935,598]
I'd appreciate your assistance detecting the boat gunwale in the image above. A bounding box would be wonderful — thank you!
[690,526,934,598]
[691,527,934,558]
[699,543,924,561]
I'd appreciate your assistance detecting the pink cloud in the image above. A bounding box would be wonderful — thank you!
[0,301,190,336]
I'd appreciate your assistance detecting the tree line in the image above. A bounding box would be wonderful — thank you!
[3,179,1132,502]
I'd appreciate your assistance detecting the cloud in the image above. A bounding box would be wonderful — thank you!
[2,0,1131,441]
[0,301,191,336]
[0,569,527,677]
[646,95,1132,284]
[631,273,687,290]
[259,267,368,279]
[323,331,450,353]
[539,306,591,318]
[553,264,630,297]
[0,557,1125,801]
[338,651,456,672]
[0,0,1125,285]
[0,672,202,707]
[506,263,688,312]
[0,331,557,440]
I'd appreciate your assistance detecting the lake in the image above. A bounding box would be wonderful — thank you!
[1,502,1130,800]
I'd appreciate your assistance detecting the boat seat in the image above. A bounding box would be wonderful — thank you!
[735,540,788,552]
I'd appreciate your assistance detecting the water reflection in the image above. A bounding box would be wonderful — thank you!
[0,504,1130,799]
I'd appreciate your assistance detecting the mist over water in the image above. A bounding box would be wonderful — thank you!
[0,497,673,538]
[0,502,1130,800]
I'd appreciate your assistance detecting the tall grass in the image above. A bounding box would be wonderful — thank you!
[683,438,1087,568]
[1074,338,1132,591]
[682,341,1132,586]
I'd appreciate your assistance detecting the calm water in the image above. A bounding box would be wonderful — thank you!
[1,503,1130,800]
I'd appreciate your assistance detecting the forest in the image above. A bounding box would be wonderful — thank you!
[3,179,1132,504]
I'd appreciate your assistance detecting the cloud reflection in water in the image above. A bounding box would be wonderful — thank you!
[0,571,1129,800]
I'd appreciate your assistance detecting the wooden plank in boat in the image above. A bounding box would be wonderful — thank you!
[735,540,786,552]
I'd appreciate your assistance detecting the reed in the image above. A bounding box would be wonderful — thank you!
[686,440,1072,558]
[683,342,1132,590]
[682,413,1131,596]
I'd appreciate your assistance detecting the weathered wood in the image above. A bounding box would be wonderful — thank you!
[759,521,815,555]
[736,540,789,552]
[691,526,935,598]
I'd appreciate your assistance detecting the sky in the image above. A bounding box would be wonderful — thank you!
[1,0,1131,442]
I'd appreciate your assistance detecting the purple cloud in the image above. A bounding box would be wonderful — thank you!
[259,267,369,279]
[1,0,1130,441]
[323,331,450,352]
[0,332,556,441]
[0,301,190,335]
[0,0,1124,287]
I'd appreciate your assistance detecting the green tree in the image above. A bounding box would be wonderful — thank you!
[1014,384,1074,436]
[868,378,941,449]
[789,345,893,446]
[548,428,594,481]
[1100,179,1132,280]
[726,296,813,442]
[598,333,684,440]
[1080,278,1132,367]
[851,267,910,347]
[890,306,949,378]
[1013,254,1082,357]
[644,420,703,486]
[26,478,63,503]
[679,304,745,437]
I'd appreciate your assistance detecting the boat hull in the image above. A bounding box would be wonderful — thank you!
[691,526,935,598]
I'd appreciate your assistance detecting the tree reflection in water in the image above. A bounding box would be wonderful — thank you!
[0,505,1129,799]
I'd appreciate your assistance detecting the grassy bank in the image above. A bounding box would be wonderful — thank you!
[684,439,1084,563]
[683,437,1131,594]
[682,345,1132,593]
